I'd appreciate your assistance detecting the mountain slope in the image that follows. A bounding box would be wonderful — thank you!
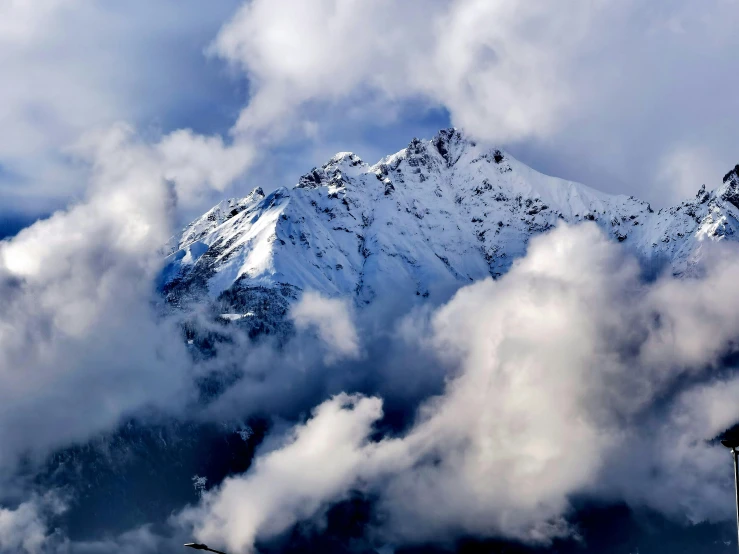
[162,129,739,316]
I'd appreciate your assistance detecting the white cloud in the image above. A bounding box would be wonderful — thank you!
[0,493,65,554]
[0,123,232,471]
[290,292,361,363]
[60,525,168,554]
[180,223,739,552]
[0,0,77,45]
[158,129,254,208]
[0,0,244,218]
[213,0,591,144]
[180,394,385,553]
[210,0,739,205]
[654,145,725,203]
[5,0,739,221]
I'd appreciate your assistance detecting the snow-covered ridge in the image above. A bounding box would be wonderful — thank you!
[162,128,739,312]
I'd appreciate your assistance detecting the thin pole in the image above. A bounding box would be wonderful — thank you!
[733,447,739,554]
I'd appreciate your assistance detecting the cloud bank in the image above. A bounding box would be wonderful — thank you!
[182,223,739,553]
[0,0,244,219]
[0,122,251,475]
[4,198,739,553]
[7,0,739,222]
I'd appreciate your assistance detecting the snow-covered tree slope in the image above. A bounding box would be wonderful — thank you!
[162,129,739,313]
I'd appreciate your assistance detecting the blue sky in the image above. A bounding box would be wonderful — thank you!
[2,0,739,237]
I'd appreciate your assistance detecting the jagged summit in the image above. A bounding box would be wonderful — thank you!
[718,165,739,211]
[162,129,739,320]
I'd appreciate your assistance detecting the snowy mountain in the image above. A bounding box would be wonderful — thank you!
[162,128,739,321]
[43,129,739,549]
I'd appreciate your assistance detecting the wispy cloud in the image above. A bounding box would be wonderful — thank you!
[290,292,361,363]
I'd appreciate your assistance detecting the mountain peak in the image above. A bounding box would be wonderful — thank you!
[324,151,364,167]
[432,127,475,167]
[718,163,739,210]
[164,129,739,313]
[297,152,367,190]
[723,164,739,185]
